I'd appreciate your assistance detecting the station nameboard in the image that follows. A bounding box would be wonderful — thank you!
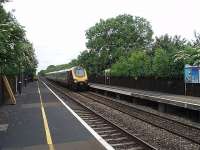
[184,65,200,83]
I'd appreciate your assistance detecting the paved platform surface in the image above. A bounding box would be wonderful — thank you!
[0,81,107,150]
[89,83,200,111]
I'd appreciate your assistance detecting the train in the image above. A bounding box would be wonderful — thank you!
[46,66,88,90]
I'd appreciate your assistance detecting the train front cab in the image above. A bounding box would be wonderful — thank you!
[71,67,88,90]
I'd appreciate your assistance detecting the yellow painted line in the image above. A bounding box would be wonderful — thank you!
[37,81,54,150]
[42,80,114,150]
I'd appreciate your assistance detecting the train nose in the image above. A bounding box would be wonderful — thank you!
[79,82,84,85]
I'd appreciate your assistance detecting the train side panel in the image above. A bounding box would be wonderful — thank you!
[45,66,88,91]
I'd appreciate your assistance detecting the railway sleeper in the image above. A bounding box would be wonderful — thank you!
[92,126,113,130]
[89,124,108,127]
[100,133,122,138]
[109,141,139,149]
[105,137,128,142]
[97,129,118,134]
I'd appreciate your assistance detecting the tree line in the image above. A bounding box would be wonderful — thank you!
[0,1,37,77]
[39,14,200,78]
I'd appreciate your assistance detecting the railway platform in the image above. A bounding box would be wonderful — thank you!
[89,83,200,112]
[0,81,110,150]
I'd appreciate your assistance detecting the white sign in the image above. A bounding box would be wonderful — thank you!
[199,69,200,83]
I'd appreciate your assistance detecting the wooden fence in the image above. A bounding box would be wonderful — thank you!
[89,75,200,97]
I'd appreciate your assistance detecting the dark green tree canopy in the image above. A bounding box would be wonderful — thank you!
[0,0,9,4]
[0,4,37,75]
[193,31,200,47]
[40,13,199,79]
[153,34,188,53]
[86,14,153,53]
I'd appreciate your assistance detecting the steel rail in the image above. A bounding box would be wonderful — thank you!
[43,79,157,150]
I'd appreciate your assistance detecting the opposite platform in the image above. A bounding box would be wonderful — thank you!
[89,83,200,111]
[0,81,110,150]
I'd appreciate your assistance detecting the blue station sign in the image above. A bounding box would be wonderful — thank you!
[184,65,200,83]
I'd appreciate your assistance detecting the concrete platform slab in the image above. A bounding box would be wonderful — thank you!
[89,83,200,111]
[0,81,110,150]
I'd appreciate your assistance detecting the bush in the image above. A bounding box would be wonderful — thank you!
[152,48,170,77]
[111,51,152,77]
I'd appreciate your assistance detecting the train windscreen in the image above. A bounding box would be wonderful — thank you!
[74,67,85,77]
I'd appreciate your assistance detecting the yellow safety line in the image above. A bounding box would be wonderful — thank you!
[37,81,54,150]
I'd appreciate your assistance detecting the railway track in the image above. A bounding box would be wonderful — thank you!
[42,79,157,150]
[73,109,154,150]
[79,91,200,145]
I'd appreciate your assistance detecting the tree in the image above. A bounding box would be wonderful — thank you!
[0,0,9,4]
[111,51,151,77]
[153,34,187,54]
[174,47,200,66]
[152,49,170,77]
[0,5,37,76]
[128,51,152,77]
[77,50,100,74]
[111,56,130,76]
[85,14,153,71]
[193,31,200,47]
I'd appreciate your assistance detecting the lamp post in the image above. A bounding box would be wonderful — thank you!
[0,62,4,104]
[108,54,112,85]
[109,54,112,68]
[18,63,22,95]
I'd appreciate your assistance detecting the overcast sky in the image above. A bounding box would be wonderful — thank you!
[4,0,200,71]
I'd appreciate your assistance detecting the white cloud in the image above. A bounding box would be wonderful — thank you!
[4,0,200,71]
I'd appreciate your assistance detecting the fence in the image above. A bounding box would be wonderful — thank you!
[89,75,200,97]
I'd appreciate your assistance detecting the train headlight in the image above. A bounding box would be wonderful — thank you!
[74,79,78,83]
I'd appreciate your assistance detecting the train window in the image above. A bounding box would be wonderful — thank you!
[74,67,85,77]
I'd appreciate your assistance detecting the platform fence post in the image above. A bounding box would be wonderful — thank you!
[15,76,18,93]
[184,83,187,96]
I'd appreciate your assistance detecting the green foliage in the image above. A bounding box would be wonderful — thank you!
[110,57,130,76]
[0,0,7,5]
[129,51,152,77]
[153,34,187,54]
[111,51,151,77]
[40,14,199,79]
[86,14,153,51]
[38,70,46,76]
[77,50,100,75]
[85,14,153,66]
[193,31,200,47]
[152,49,170,77]
[0,5,37,75]
[39,63,73,75]
[38,58,78,75]
[174,47,200,65]
[151,34,190,77]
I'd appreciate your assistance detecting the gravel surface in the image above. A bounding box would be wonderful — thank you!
[47,80,200,150]
[83,92,200,144]
[75,93,200,150]
[89,91,200,129]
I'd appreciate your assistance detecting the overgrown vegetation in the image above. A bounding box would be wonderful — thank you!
[39,14,199,79]
[0,1,37,76]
